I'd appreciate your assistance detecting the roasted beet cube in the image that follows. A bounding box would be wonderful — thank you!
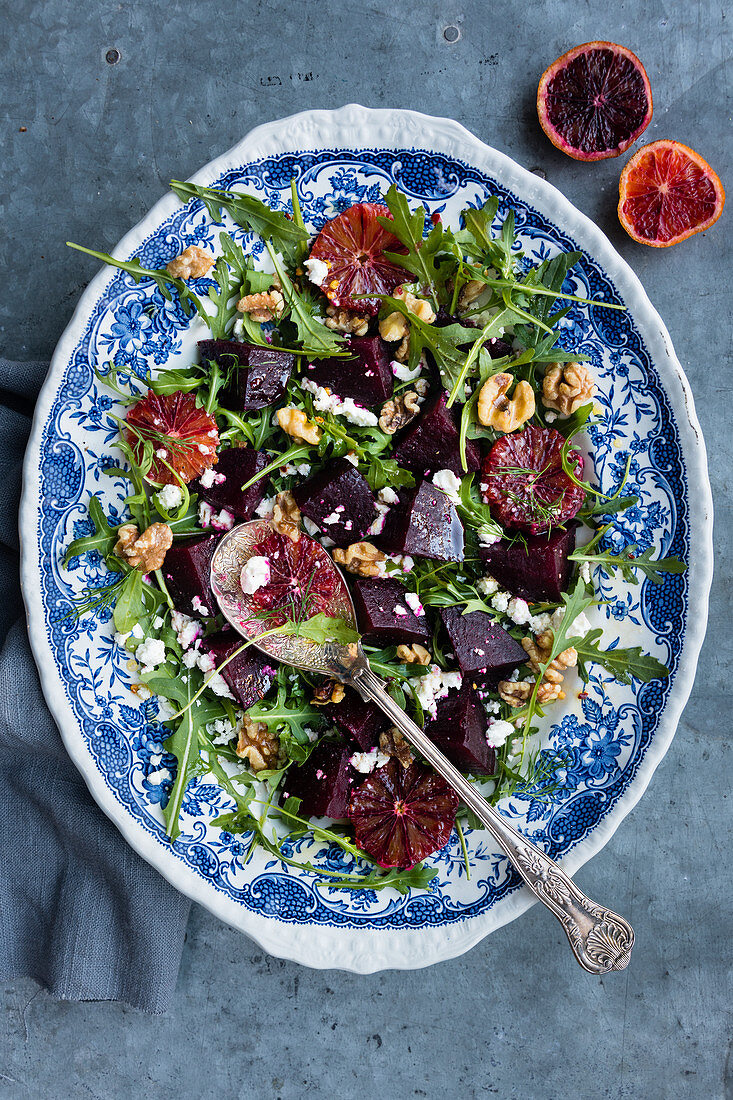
[326,686,391,751]
[479,524,578,602]
[392,392,480,475]
[379,480,464,562]
[439,606,525,679]
[293,458,376,547]
[424,683,496,775]
[199,340,294,410]
[199,631,276,709]
[189,446,269,521]
[303,335,394,406]
[349,576,432,646]
[162,534,219,617]
[284,741,356,819]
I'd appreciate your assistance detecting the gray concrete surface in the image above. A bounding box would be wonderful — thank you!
[1,1,731,1097]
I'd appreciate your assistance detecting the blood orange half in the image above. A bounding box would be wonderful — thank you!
[618,140,726,247]
[125,391,219,485]
[537,41,652,161]
[348,760,459,868]
[308,203,408,315]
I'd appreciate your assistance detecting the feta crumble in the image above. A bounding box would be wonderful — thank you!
[304,256,330,287]
[477,526,501,547]
[191,595,210,617]
[378,487,399,505]
[350,748,391,774]
[171,610,201,650]
[156,483,184,512]
[413,664,463,719]
[477,576,500,597]
[551,606,592,637]
[391,360,423,382]
[240,555,270,595]
[255,495,276,520]
[300,379,378,426]
[136,637,166,674]
[486,719,515,748]
[432,468,462,505]
[404,592,424,616]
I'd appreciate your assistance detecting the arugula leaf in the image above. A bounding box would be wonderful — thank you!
[377,294,481,394]
[571,544,686,585]
[455,475,503,541]
[579,495,639,519]
[378,185,445,307]
[575,629,669,685]
[170,179,308,264]
[112,569,144,633]
[363,454,415,493]
[265,244,345,356]
[322,863,439,895]
[64,495,117,564]
[279,613,360,646]
[67,243,209,322]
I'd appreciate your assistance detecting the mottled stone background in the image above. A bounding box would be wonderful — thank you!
[1,1,730,1097]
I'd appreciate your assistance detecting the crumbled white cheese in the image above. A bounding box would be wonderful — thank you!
[255,495,276,519]
[545,410,558,423]
[378,487,399,505]
[368,500,391,536]
[551,606,592,638]
[280,461,312,476]
[477,526,501,547]
[171,610,201,650]
[191,595,210,617]
[404,592,424,616]
[198,500,214,528]
[131,623,144,639]
[343,451,359,466]
[432,468,462,505]
[300,379,378,426]
[491,590,511,614]
[386,554,414,573]
[199,467,226,489]
[477,576,500,597]
[391,360,423,382]
[156,483,184,512]
[323,510,342,525]
[486,719,515,748]
[153,616,164,630]
[208,717,238,746]
[240,555,270,595]
[304,256,330,287]
[155,447,168,459]
[393,604,408,617]
[507,597,532,627]
[182,648,199,669]
[350,748,391,774]
[413,664,463,719]
[580,561,592,585]
[114,631,131,647]
[136,637,166,674]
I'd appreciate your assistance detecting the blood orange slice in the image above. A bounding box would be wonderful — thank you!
[249,531,341,627]
[537,42,652,161]
[125,391,219,485]
[481,425,585,535]
[618,140,726,246]
[308,203,408,315]
[348,759,459,868]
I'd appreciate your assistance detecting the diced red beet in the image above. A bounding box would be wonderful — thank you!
[199,631,276,709]
[349,576,432,646]
[392,392,480,476]
[479,524,578,602]
[199,340,294,410]
[439,606,525,679]
[189,446,269,520]
[486,336,513,359]
[379,480,464,563]
[302,335,394,406]
[326,686,391,751]
[292,458,377,547]
[284,741,356,819]
[424,682,496,775]
[162,534,219,617]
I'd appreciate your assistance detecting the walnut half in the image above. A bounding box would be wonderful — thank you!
[332,542,386,577]
[271,491,301,543]
[114,521,173,572]
[166,245,215,280]
[379,728,415,769]
[324,305,369,336]
[237,289,285,323]
[477,373,535,433]
[236,715,281,773]
[542,362,595,417]
[378,391,421,434]
[276,406,322,445]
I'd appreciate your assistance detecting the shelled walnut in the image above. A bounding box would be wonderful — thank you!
[379,728,414,769]
[271,491,301,543]
[236,289,285,323]
[332,542,386,577]
[477,373,535,433]
[276,407,322,445]
[166,245,215,280]
[378,391,420,434]
[542,362,595,416]
[396,643,431,665]
[114,522,173,572]
[311,679,345,706]
[324,305,369,335]
[236,715,281,773]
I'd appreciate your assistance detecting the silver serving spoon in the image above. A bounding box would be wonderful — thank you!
[211,520,633,974]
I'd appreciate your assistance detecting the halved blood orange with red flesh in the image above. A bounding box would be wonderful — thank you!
[348,759,459,868]
[481,425,585,535]
[308,203,408,315]
[125,391,219,485]
[249,531,342,627]
[537,42,652,161]
[618,140,726,246]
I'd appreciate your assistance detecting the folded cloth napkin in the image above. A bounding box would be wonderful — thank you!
[0,358,191,1013]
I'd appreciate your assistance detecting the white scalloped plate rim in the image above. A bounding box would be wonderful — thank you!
[20,105,713,973]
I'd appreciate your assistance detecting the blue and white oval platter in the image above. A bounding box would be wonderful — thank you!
[20,106,713,971]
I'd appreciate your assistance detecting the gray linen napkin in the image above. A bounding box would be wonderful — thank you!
[0,358,191,1013]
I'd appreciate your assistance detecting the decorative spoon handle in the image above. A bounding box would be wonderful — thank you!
[352,663,634,974]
